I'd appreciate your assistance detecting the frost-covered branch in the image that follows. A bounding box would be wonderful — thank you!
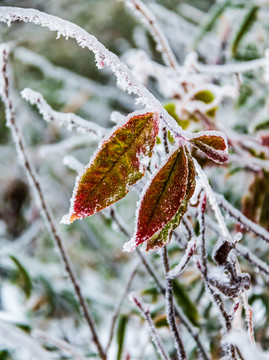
[106,261,139,354]
[162,247,187,360]
[21,88,106,135]
[192,51,269,75]
[167,237,197,280]
[109,206,210,360]
[196,196,238,360]
[235,244,269,278]
[131,294,171,360]
[194,159,230,240]
[215,193,269,243]
[32,330,88,360]
[0,44,106,360]
[0,6,193,140]
[125,0,179,71]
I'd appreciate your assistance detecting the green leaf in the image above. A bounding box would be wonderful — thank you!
[10,255,32,298]
[194,90,215,104]
[62,111,160,223]
[145,148,196,251]
[116,314,129,360]
[125,145,190,251]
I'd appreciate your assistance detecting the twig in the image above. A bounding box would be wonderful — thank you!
[106,262,140,354]
[131,294,171,360]
[162,247,187,360]
[21,88,106,136]
[125,0,179,71]
[215,193,269,244]
[110,206,210,360]
[167,237,197,280]
[0,44,106,360]
[196,195,237,360]
[194,159,230,240]
[0,6,198,141]
[32,330,88,360]
[235,243,269,278]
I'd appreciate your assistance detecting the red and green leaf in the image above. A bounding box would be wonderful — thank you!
[124,145,191,251]
[62,111,160,224]
[189,133,228,164]
[145,148,196,251]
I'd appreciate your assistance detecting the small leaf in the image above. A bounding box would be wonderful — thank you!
[62,111,160,223]
[124,145,189,251]
[10,255,32,299]
[190,133,228,164]
[194,90,215,104]
[145,148,196,251]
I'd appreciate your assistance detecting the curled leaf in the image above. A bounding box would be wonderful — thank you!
[190,133,228,164]
[124,145,190,251]
[62,111,160,223]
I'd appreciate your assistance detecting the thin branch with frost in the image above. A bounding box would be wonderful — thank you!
[131,294,171,360]
[39,134,97,158]
[167,237,197,280]
[215,193,269,243]
[106,262,140,354]
[63,155,84,173]
[0,6,227,143]
[0,321,53,360]
[241,290,255,345]
[162,247,187,360]
[32,330,88,360]
[194,159,230,240]
[0,44,106,360]
[21,88,106,135]
[14,46,134,106]
[192,51,269,75]
[125,0,179,71]
[109,207,210,360]
[235,244,269,278]
[196,196,237,360]
[0,6,187,140]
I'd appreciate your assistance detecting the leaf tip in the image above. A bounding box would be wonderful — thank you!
[61,213,78,225]
[123,238,137,252]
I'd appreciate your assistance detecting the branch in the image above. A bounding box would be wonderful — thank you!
[167,237,197,280]
[162,247,187,360]
[0,6,191,140]
[110,206,210,360]
[0,44,106,360]
[215,193,269,244]
[194,159,230,240]
[32,330,88,360]
[21,88,106,135]
[235,243,269,278]
[106,262,140,354]
[196,195,237,360]
[131,294,171,360]
[125,0,179,71]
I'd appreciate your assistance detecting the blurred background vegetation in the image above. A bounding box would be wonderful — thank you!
[1,0,269,359]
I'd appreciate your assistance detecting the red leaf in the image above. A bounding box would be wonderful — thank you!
[145,148,196,251]
[62,111,160,224]
[190,133,228,164]
[124,145,189,251]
